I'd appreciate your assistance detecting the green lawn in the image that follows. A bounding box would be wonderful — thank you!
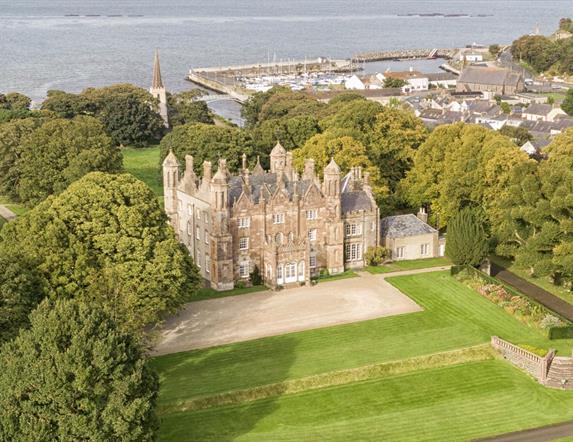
[158,360,573,441]
[366,256,451,274]
[491,255,573,306]
[122,145,163,197]
[0,195,29,217]
[151,271,572,405]
[193,285,267,302]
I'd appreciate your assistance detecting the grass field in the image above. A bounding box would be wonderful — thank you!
[158,360,573,441]
[151,271,573,407]
[491,255,573,306]
[366,256,451,274]
[194,285,267,302]
[122,145,163,197]
[0,195,28,217]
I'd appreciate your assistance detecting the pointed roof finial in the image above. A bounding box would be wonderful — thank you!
[152,49,164,90]
[271,141,286,156]
[163,149,178,167]
[325,157,340,174]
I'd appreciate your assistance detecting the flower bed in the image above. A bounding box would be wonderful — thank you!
[456,269,567,335]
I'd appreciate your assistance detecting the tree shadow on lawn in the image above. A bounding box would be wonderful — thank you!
[155,334,299,441]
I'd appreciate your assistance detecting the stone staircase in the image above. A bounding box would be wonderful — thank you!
[544,356,573,389]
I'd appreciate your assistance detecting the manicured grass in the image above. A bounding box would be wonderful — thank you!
[193,285,267,302]
[366,256,451,274]
[491,255,573,306]
[158,360,573,441]
[151,271,573,405]
[315,269,358,282]
[0,195,29,216]
[122,145,163,197]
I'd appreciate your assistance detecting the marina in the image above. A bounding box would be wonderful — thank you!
[187,49,459,102]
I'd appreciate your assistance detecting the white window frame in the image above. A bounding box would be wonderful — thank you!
[308,228,317,242]
[239,237,249,251]
[204,230,209,244]
[238,217,251,229]
[205,255,210,273]
[396,247,405,259]
[309,255,317,268]
[273,213,285,224]
[345,243,363,262]
[239,262,249,278]
[196,251,201,268]
[345,223,362,237]
[196,208,201,220]
[195,227,200,240]
[188,205,193,216]
[421,243,429,256]
[306,209,318,220]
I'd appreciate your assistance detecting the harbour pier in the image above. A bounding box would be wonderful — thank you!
[187,58,354,102]
[353,48,457,62]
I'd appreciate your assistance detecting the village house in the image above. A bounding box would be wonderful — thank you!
[521,104,567,122]
[377,69,429,92]
[456,66,524,96]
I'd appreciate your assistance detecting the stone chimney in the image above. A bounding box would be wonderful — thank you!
[417,207,428,224]
[303,159,316,181]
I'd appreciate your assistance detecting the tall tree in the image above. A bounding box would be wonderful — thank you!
[15,116,123,205]
[445,207,489,266]
[0,299,158,441]
[160,123,255,173]
[562,88,573,116]
[0,250,42,344]
[0,172,200,333]
[167,90,214,126]
[402,123,531,228]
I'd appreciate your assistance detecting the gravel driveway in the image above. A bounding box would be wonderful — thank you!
[152,267,449,355]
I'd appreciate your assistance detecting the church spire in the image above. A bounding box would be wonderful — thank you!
[152,49,164,90]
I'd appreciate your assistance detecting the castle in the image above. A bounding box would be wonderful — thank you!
[163,143,380,290]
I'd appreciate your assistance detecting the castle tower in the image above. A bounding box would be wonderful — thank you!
[209,159,234,290]
[150,49,169,128]
[269,141,286,173]
[323,158,344,275]
[162,150,179,226]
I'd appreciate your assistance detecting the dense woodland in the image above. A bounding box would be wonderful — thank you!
[510,18,573,75]
[1,78,573,438]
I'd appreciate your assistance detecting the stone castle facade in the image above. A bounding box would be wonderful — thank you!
[163,142,379,290]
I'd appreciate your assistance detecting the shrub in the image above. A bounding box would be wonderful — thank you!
[364,246,389,266]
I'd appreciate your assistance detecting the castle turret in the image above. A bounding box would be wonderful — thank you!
[323,157,341,198]
[150,49,169,128]
[269,141,286,173]
[209,159,234,291]
[162,150,179,223]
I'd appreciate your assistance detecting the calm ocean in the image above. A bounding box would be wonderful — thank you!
[1,0,571,121]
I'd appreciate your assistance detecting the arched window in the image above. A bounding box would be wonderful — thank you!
[288,232,294,242]
[298,261,305,281]
[275,232,283,244]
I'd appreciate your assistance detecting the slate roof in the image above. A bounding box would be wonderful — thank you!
[459,67,521,87]
[380,214,437,238]
[227,171,375,213]
[341,191,374,213]
[426,72,458,82]
[524,104,552,116]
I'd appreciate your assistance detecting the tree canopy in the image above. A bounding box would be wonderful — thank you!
[167,90,214,126]
[41,84,165,146]
[562,88,573,116]
[7,116,123,205]
[0,299,158,441]
[402,123,531,228]
[0,172,200,333]
[160,123,256,173]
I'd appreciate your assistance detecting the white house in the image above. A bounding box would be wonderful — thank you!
[461,53,484,63]
[377,69,429,92]
[344,74,366,90]
[522,104,567,122]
